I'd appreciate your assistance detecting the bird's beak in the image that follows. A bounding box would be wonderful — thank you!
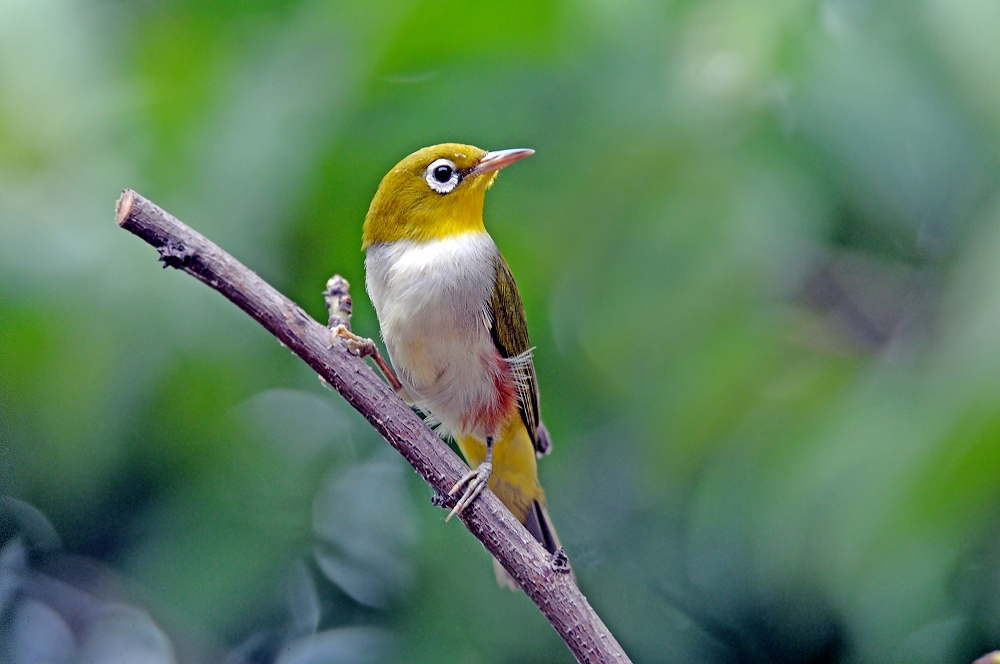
[470,148,535,176]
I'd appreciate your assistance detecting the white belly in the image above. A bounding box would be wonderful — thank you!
[365,231,506,439]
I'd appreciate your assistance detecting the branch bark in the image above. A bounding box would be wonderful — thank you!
[115,189,631,664]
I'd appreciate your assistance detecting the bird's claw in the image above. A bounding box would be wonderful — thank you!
[331,324,374,357]
[330,325,404,392]
[445,462,492,521]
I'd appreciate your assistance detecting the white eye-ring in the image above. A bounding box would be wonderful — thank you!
[424,158,460,194]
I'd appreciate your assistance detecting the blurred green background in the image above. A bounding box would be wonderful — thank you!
[3,0,1000,661]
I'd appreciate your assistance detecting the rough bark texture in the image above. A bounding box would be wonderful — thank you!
[115,189,631,664]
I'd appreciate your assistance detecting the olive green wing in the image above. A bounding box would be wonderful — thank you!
[487,254,551,458]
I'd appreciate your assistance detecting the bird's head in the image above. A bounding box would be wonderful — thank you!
[361,143,533,249]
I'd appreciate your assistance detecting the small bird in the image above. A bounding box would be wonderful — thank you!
[357,143,560,587]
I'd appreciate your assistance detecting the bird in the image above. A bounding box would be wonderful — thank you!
[352,143,561,588]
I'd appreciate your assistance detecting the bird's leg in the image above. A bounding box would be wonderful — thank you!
[330,325,403,392]
[446,437,493,521]
[323,275,402,392]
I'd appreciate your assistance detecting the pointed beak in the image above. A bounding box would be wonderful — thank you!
[470,148,535,176]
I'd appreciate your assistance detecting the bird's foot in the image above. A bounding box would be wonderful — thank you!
[331,324,373,356]
[445,462,492,521]
[330,325,403,391]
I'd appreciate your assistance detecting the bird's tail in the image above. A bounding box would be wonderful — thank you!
[524,498,560,554]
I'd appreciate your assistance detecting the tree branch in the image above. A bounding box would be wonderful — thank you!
[115,189,631,664]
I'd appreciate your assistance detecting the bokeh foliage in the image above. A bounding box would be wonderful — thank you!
[3,0,1000,661]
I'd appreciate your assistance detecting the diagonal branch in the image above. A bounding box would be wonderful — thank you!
[114,189,631,664]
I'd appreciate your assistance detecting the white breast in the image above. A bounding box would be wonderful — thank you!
[365,231,503,439]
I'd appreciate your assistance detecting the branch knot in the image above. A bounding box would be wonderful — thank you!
[157,239,194,269]
[431,491,457,510]
[550,546,571,574]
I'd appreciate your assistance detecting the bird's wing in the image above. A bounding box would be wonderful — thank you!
[487,254,551,458]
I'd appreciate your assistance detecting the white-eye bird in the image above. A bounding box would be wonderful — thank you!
[359,143,560,588]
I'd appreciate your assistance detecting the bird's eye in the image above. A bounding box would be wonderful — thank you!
[433,164,453,182]
[424,158,460,194]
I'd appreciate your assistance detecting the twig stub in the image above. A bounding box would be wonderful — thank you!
[324,275,353,330]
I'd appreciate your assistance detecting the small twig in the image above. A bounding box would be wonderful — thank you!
[323,275,353,330]
[115,189,631,664]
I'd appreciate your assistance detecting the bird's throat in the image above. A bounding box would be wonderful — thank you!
[363,178,489,247]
